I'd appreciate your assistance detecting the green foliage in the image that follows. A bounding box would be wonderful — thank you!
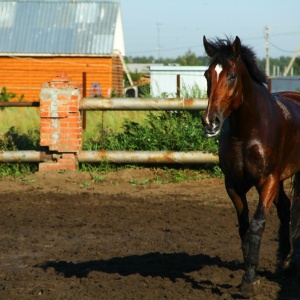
[0,163,37,178]
[0,126,40,151]
[139,84,151,98]
[125,50,210,66]
[177,50,210,66]
[180,83,206,98]
[84,110,218,154]
[0,84,222,178]
[259,56,300,76]
[83,82,219,175]
[126,50,300,76]
[0,87,24,110]
[0,126,39,177]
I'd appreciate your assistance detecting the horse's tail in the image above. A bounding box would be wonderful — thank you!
[292,172,300,196]
[291,172,300,273]
[292,173,300,236]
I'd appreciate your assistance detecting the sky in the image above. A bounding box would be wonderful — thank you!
[120,0,300,60]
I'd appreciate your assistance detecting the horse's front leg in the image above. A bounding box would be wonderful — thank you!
[240,206,265,296]
[225,181,250,241]
[226,183,260,295]
[240,176,279,297]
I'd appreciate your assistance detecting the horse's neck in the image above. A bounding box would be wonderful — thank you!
[229,83,271,136]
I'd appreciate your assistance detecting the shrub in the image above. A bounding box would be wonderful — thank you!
[84,110,218,154]
[0,127,39,176]
[0,126,40,151]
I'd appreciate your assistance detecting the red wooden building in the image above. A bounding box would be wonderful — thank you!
[0,1,125,100]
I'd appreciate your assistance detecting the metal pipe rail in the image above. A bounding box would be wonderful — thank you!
[0,150,219,164]
[0,98,208,111]
[78,150,218,164]
[0,98,216,166]
[79,97,208,111]
[0,102,40,107]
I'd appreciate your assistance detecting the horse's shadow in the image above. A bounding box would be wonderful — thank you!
[35,252,246,294]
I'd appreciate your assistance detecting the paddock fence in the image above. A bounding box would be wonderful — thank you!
[0,73,218,171]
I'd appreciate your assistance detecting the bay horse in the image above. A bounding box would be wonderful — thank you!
[202,36,300,297]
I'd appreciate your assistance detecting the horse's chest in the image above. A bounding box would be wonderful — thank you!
[219,138,268,180]
[219,141,243,175]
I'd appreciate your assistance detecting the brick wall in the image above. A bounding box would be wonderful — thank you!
[39,72,82,171]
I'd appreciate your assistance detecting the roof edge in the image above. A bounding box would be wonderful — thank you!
[0,53,120,57]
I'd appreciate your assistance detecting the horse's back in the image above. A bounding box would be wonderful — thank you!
[273,91,300,107]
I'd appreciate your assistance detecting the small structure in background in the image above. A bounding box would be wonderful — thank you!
[150,66,208,98]
[125,63,163,97]
[268,77,300,93]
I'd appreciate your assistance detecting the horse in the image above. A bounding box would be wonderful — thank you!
[202,35,300,297]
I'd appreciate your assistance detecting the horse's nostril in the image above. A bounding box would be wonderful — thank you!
[212,117,220,129]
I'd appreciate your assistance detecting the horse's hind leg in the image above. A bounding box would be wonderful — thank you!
[291,172,300,276]
[274,181,292,271]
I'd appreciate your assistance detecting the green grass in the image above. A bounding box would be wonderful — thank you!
[83,111,149,139]
[0,108,148,138]
[0,108,40,134]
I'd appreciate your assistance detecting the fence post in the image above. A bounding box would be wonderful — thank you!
[176,74,180,98]
[39,72,82,171]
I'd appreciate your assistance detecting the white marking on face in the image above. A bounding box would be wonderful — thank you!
[215,64,223,82]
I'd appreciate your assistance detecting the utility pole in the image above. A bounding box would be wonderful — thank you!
[265,26,270,77]
[156,23,162,61]
[283,45,300,76]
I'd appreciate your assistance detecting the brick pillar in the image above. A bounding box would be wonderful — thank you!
[39,72,82,171]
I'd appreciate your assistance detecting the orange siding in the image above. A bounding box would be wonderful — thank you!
[0,56,124,101]
[112,56,124,96]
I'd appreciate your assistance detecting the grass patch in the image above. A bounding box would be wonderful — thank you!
[0,108,40,134]
[83,110,150,140]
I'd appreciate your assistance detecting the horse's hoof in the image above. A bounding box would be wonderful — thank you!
[239,276,261,298]
[280,259,297,277]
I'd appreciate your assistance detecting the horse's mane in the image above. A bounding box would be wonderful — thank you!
[207,37,267,84]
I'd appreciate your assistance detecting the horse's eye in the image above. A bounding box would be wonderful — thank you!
[229,73,237,80]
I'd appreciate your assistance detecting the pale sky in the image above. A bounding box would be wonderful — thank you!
[120,0,300,59]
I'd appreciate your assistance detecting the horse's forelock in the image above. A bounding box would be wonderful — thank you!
[207,37,234,66]
[207,37,267,84]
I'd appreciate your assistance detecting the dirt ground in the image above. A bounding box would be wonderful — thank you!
[0,168,299,300]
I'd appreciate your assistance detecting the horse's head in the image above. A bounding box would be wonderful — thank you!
[202,36,244,137]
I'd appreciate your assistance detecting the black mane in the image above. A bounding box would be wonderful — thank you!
[207,37,267,84]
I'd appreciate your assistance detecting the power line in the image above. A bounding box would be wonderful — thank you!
[127,44,203,56]
[269,41,298,53]
[126,35,268,56]
[126,31,300,57]
[270,30,300,37]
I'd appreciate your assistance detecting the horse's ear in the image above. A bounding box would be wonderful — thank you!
[203,36,216,57]
[232,36,241,58]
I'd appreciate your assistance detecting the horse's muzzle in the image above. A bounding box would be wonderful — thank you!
[203,117,221,137]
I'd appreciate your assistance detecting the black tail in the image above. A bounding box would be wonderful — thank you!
[292,173,300,238]
[291,172,300,274]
